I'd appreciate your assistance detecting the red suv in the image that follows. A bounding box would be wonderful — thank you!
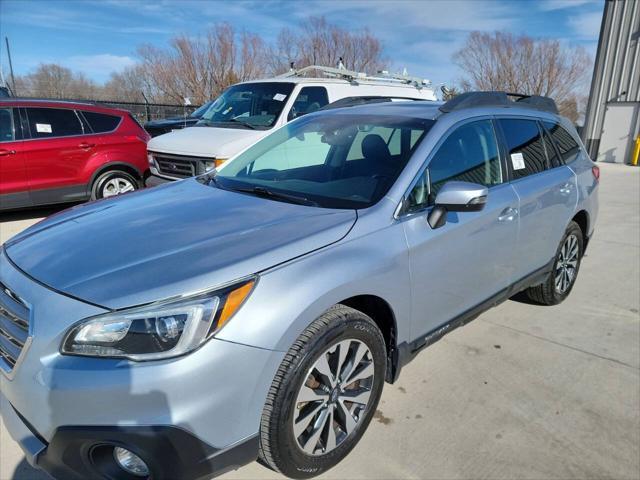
[0,99,151,210]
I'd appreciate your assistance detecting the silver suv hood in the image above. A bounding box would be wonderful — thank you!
[4,179,356,309]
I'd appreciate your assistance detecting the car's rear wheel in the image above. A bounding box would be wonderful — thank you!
[526,220,584,305]
[258,305,386,479]
[92,170,139,200]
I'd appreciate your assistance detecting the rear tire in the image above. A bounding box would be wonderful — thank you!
[258,305,386,479]
[526,221,583,305]
[91,170,139,200]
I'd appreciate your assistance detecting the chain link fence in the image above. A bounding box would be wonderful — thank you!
[92,100,201,122]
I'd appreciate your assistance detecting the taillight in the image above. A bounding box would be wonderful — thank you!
[592,165,600,182]
[124,134,149,143]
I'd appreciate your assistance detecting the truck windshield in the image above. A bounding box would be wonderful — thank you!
[197,82,294,129]
[213,113,435,209]
[189,100,214,118]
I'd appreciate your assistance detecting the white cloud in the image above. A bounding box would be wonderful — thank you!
[63,54,136,80]
[568,10,603,38]
[284,0,518,32]
[538,0,600,11]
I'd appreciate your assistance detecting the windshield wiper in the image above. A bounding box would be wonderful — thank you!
[230,185,318,207]
[227,118,257,130]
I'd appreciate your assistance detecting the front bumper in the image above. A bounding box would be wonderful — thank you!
[145,173,174,187]
[0,250,284,479]
[1,394,258,480]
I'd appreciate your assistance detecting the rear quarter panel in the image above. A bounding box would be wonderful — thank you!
[80,117,149,183]
[569,153,599,238]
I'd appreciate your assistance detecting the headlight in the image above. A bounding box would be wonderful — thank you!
[61,279,255,360]
[147,153,157,168]
[204,158,227,172]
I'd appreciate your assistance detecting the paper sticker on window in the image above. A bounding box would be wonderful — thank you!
[273,93,286,101]
[36,123,52,133]
[511,152,526,170]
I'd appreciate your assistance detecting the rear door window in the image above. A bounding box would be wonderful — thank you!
[26,108,83,138]
[0,108,14,142]
[543,121,580,164]
[82,111,121,133]
[539,122,562,168]
[498,118,548,180]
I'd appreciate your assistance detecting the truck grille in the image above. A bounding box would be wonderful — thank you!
[0,281,30,373]
[152,153,208,179]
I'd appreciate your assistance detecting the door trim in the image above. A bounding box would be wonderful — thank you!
[388,256,555,382]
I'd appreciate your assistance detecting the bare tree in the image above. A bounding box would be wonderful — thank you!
[127,23,269,105]
[453,32,591,121]
[104,65,152,103]
[13,16,387,106]
[15,63,100,99]
[269,16,386,75]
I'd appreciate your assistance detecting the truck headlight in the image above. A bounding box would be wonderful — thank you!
[204,158,227,172]
[61,279,255,360]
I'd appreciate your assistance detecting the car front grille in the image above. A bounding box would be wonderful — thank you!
[0,281,30,374]
[152,153,208,179]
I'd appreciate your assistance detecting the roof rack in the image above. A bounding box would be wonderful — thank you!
[319,95,421,111]
[439,91,558,114]
[0,97,98,106]
[277,65,432,90]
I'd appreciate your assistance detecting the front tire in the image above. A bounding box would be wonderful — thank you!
[258,305,386,479]
[526,220,584,305]
[91,170,139,200]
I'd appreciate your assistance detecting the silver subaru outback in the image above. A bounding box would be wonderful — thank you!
[0,92,598,480]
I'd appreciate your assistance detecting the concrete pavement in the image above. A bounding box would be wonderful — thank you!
[1,162,638,480]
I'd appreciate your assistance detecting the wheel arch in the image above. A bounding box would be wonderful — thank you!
[338,295,399,384]
[572,210,589,239]
[88,162,144,195]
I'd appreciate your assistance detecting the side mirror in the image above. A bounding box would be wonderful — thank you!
[427,181,488,229]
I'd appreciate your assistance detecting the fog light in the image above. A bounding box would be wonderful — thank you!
[113,447,149,477]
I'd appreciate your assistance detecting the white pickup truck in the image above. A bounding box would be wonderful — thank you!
[146,66,437,183]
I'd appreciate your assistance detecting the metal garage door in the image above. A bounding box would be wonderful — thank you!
[597,103,639,163]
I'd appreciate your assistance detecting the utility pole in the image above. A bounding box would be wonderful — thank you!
[5,37,16,95]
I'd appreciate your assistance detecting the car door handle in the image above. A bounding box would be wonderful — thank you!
[0,149,16,156]
[78,142,95,149]
[498,207,518,222]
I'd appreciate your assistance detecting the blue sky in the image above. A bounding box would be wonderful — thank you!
[0,0,604,87]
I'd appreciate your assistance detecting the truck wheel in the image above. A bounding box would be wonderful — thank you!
[258,305,386,479]
[91,170,139,200]
[526,220,584,305]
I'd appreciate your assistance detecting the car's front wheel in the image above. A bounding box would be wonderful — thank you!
[258,305,386,479]
[91,170,139,200]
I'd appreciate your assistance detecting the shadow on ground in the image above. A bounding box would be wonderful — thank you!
[0,205,75,223]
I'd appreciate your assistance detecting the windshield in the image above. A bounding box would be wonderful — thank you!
[213,114,435,209]
[190,100,213,118]
[196,82,294,129]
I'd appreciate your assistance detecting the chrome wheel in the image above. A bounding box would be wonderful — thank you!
[292,339,375,456]
[102,177,135,198]
[555,233,579,294]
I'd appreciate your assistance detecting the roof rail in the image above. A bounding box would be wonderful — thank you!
[277,65,431,90]
[439,91,559,114]
[319,96,420,111]
[0,97,98,106]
